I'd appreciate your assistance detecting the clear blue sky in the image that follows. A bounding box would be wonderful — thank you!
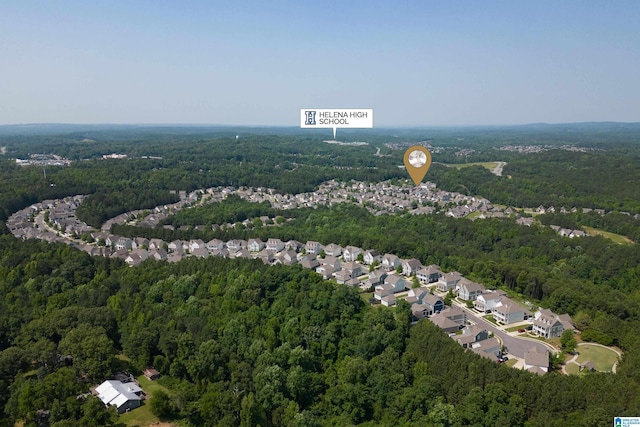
[1,1,639,126]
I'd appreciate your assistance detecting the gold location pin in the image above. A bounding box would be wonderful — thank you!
[403,146,432,185]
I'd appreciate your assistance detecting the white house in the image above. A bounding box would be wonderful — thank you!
[473,291,506,312]
[266,238,285,252]
[381,253,401,271]
[95,380,144,414]
[324,243,343,257]
[248,238,265,252]
[343,246,362,262]
[363,250,381,265]
[437,271,463,292]
[402,258,423,276]
[493,297,528,324]
[416,265,441,283]
[305,241,323,255]
[457,279,485,301]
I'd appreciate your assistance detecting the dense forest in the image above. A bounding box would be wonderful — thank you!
[1,232,639,426]
[2,125,640,425]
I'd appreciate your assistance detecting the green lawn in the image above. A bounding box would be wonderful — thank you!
[575,343,620,372]
[582,226,634,245]
[505,325,526,332]
[504,359,518,368]
[564,362,580,375]
[119,375,172,427]
[484,315,498,325]
[444,162,500,170]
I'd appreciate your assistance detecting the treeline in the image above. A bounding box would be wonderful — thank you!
[431,150,640,215]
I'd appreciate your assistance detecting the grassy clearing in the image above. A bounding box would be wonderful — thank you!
[465,211,483,219]
[564,362,580,375]
[444,162,500,170]
[582,226,634,245]
[504,359,518,368]
[119,375,173,427]
[575,343,620,372]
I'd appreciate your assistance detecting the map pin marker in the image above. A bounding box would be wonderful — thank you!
[403,146,432,185]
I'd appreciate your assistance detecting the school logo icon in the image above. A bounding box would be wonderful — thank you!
[304,111,316,125]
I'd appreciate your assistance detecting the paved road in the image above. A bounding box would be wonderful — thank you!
[459,305,555,359]
[433,290,556,359]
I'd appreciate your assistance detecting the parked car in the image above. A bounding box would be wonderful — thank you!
[518,328,525,333]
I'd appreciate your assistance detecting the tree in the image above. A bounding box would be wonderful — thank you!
[58,324,115,380]
[150,390,176,418]
[560,329,577,353]
[444,290,454,306]
[412,276,420,289]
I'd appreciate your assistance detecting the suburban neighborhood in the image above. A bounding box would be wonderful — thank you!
[4,182,593,378]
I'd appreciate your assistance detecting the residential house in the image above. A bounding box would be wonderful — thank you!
[437,271,463,292]
[189,239,206,252]
[457,279,486,301]
[206,238,225,252]
[343,246,362,262]
[150,249,168,261]
[341,261,364,278]
[374,276,407,301]
[324,243,343,257]
[266,238,285,252]
[255,249,274,264]
[429,313,460,333]
[471,337,502,360]
[143,368,160,381]
[524,347,549,374]
[300,257,320,270]
[383,274,408,292]
[454,325,489,349]
[411,303,433,320]
[363,250,381,265]
[473,291,506,312]
[381,294,396,307]
[231,248,251,259]
[148,238,165,250]
[422,294,445,314]
[115,237,133,251]
[248,238,265,252]
[416,265,441,283]
[381,253,402,271]
[533,309,574,339]
[191,247,209,258]
[275,250,298,266]
[316,264,337,280]
[402,258,423,276]
[168,240,187,252]
[363,270,387,288]
[95,380,144,414]
[285,240,303,252]
[132,237,149,250]
[439,306,466,326]
[493,298,528,324]
[320,255,341,270]
[226,239,246,253]
[305,241,323,255]
[405,287,429,305]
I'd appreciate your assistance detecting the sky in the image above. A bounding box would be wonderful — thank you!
[1,1,639,127]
